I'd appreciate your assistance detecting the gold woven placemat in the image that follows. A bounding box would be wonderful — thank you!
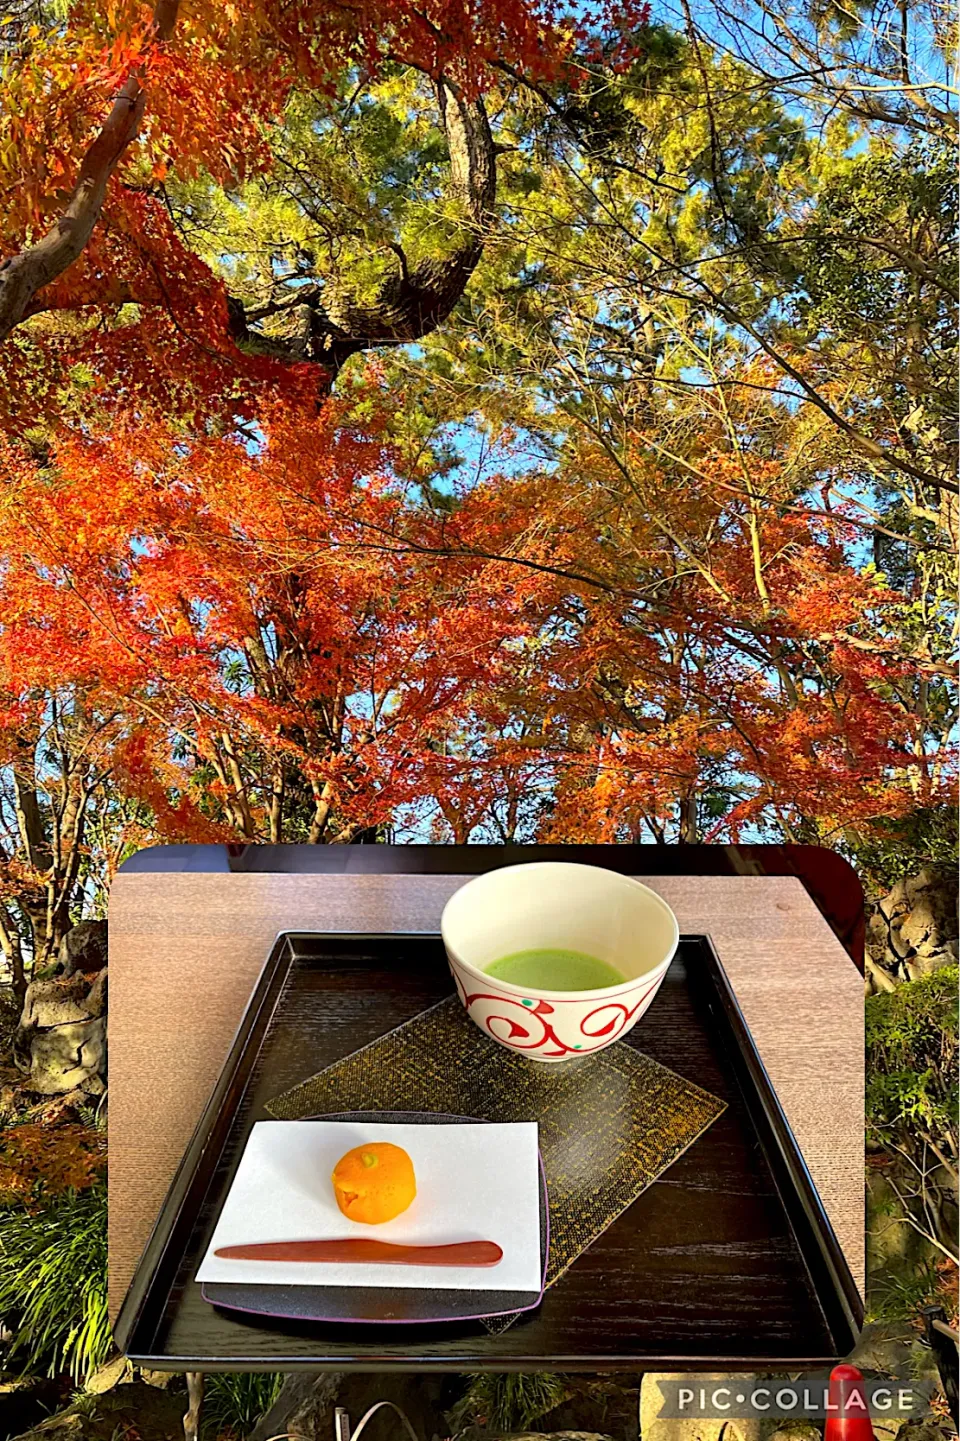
[266,995,725,1328]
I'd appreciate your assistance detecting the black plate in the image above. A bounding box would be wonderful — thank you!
[201,1110,549,1325]
[113,932,863,1370]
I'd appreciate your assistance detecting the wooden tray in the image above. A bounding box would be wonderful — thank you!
[112,932,863,1370]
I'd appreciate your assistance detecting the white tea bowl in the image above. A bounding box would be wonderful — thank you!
[440,862,679,1062]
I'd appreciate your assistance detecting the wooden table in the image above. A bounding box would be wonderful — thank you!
[108,854,865,1348]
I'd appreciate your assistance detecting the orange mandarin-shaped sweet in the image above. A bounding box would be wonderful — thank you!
[331,1142,417,1225]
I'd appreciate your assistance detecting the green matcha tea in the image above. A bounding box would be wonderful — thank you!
[483,948,626,992]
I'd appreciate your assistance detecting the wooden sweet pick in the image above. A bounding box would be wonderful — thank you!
[214,1238,503,1266]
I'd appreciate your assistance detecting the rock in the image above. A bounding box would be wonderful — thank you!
[17,961,108,1096]
[849,1320,917,1379]
[59,920,107,977]
[9,1416,84,1440]
[880,879,909,916]
[84,1354,133,1394]
[20,976,95,1030]
[639,1374,766,1441]
[7,1382,190,1441]
[899,901,937,951]
[27,1088,90,1124]
[248,1373,343,1441]
[0,1375,62,1441]
[848,1319,943,1402]
[767,1426,821,1441]
[512,1377,638,1441]
[138,1369,174,1389]
[26,1016,106,1095]
[871,1417,903,1441]
[84,970,107,1019]
[487,1434,614,1441]
[894,1427,950,1441]
[867,867,958,987]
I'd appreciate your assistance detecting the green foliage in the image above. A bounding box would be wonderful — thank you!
[67,1390,101,1417]
[170,68,461,348]
[201,1373,286,1438]
[848,808,959,892]
[866,966,959,1151]
[543,28,687,162]
[0,1185,109,1384]
[798,140,956,352]
[447,1373,571,1433]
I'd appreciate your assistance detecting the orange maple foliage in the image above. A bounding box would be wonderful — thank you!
[0,388,542,843]
[0,1123,106,1208]
[0,0,648,412]
[0,384,947,852]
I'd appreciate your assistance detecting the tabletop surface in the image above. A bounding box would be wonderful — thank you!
[107,864,865,1334]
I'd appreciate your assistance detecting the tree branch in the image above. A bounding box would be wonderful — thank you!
[0,0,180,343]
[227,77,496,380]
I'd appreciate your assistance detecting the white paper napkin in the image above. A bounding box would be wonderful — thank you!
[196,1120,542,1292]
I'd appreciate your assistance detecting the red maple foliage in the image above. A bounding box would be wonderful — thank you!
[0,386,947,859]
[0,0,649,400]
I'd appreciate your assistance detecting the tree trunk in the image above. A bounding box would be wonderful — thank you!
[247,1374,343,1441]
[227,79,497,383]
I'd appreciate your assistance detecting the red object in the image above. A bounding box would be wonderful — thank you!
[824,1364,875,1441]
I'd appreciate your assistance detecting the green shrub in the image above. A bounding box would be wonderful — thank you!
[866,966,958,1315]
[849,810,958,891]
[447,1373,571,1433]
[866,965,958,1150]
[201,1373,286,1438]
[0,1184,109,1384]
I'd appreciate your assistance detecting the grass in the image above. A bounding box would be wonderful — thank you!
[201,1373,286,1437]
[867,1255,956,1325]
[0,1184,110,1384]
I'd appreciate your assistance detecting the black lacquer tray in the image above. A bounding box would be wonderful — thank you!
[113,932,863,1371]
